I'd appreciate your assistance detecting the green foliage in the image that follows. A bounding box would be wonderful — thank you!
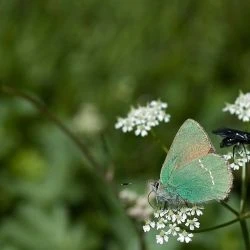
[0,0,250,249]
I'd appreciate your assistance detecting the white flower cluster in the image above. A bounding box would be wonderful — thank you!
[115,100,170,137]
[223,92,250,122]
[119,189,153,221]
[223,149,250,170]
[143,206,203,244]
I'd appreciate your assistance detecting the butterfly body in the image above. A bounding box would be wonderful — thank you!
[152,181,187,207]
[154,119,233,207]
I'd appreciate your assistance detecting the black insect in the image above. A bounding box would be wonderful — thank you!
[212,128,250,148]
[213,128,250,159]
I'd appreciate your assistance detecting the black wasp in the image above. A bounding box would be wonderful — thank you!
[213,128,250,158]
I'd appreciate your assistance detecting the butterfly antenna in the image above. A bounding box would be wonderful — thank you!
[147,190,155,209]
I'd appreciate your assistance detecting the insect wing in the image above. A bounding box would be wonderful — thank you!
[160,119,214,184]
[213,128,248,140]
[169,154,233,203]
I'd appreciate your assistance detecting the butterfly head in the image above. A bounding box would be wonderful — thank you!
[150,180,188,208]
[151,180,160,192]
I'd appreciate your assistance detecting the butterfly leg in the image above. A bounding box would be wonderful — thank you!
[232,144,237,161]
[184,200,189,208]
[163,201,168,210]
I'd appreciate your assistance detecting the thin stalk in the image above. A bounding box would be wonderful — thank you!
[220,200,239,216]
[0,85,102,172]
[100,134,115,182]
[138,223,147,250]
[239,162,249,250]
[191,211,250,234]
[150,129,168,153]
[240,164,248,213]
[240,220,250,250]
[192,218,239,233]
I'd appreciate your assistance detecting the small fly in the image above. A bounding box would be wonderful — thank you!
[120,182,132,186]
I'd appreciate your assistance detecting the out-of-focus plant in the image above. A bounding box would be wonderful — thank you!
[1,85,250,250]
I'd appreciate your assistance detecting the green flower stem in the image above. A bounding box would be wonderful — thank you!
[192,218,239,233]
[240,220,250,250]
[100,134,115,182]
[191,211,250,233]
[138,222,147,250]
[150,129,168,153]
[240,162,249,250]
[220,200,239,216]
[240,163,248,213]
[0,85,102,173]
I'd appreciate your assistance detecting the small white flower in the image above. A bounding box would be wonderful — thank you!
[115,118,125,129]
[178,209,188,221]
[135,124,150,137]
[156,234,164,244]
[177,230,193,243]
[115,100,170,137]
[163,235,169,243]
[156,230,169,244]
[165,209,175,221]
[154,210,164,218]
[230,162,240,170]
[179,207,191,216]
[185,218,200,230]
[143,224,151,232]
[223,149,250,170]
[154,211,160,218]
[166,223,180,236]
[164,114,171,122]
[223,92,250,122]
[156,218,166,229]
[190,205,203,216]
[150,100,168,109]
[223,152,233,161]
[172,213,186,224]
[121,118,134,132]
[143,220,155,232]
[150,221,156,228]
[159,210,167,217]
[154,209,167,218]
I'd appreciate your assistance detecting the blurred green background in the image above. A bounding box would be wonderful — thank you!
[0,0,250,249]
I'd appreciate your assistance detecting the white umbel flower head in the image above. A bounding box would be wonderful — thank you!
[223,92,250,122]
[115,100,170,137]
[142,205,203,245]
[223,149,250,171]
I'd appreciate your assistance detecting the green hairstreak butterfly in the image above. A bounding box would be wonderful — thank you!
[153,119,233,207]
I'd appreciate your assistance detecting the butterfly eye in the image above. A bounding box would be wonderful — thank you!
[153,181,159,190]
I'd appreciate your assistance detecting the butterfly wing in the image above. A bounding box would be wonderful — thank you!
[160,119,214,184]
[167,154,232,203]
